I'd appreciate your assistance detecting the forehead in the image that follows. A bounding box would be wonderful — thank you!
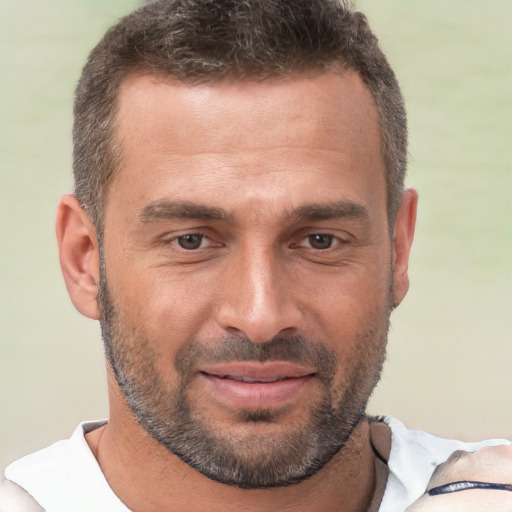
[108,70,385,221]
[115,70,381,159]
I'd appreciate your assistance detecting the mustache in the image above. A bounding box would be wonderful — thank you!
[174,334,338,380]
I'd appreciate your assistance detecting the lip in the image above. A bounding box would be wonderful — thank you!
[200,361,315,380]
[198,362,316,409]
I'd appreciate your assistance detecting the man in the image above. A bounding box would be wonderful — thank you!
[1,0,510,510]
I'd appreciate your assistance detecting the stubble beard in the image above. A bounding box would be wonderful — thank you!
[98,269,391,489]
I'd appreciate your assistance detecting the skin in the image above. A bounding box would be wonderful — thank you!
[406,445,512,511]
[56,70,417,511]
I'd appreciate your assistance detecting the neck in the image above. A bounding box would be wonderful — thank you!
[87,380,378,512]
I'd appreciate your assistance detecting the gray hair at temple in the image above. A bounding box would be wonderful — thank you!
[73,0,407,234]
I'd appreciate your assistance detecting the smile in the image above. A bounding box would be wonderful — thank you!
[197,362,316,409]
[206,374,290,383]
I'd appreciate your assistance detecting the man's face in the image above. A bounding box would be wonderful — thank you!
[99,71,396,488]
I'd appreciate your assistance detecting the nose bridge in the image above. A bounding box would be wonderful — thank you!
[215,239,301,343]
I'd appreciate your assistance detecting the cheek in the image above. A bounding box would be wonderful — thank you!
[321,275,390,398]
[125,270,222,350]
[296,259,392,346]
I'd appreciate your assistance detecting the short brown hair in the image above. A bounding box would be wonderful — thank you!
[73,0,407,232]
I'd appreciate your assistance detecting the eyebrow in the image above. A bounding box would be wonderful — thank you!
[138,199,369,224]
[291,201,369,222]
[139,200,233,223]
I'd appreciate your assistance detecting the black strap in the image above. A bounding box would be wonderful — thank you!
[428,480,512,496]
[370,438,388,466]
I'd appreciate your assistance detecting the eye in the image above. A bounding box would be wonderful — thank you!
[175,234,206,250]
[305,234,335,250]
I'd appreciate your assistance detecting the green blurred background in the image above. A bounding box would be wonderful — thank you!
[1,0,510,473]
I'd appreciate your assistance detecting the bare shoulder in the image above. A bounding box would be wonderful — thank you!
[406,444,512,511]
[0,479,44,512]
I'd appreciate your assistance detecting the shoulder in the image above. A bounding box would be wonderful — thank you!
[379,414,510,467]
[0,479,44,512]
[373,415,512,512]
[406,444,512,511]
[2,421,129,512]
[2,421,107,512]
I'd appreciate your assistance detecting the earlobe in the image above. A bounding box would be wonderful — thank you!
[391,188,418,307]
[55,194,100,320]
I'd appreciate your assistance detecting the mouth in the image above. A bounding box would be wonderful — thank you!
[197,362,316,410]
[210,375,290,383]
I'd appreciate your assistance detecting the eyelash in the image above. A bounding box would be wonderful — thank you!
[167,232,215,251]
[164,231,347,252]
[296,233,345,251]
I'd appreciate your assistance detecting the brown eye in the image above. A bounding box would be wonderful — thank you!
[307,234,334,250]
[177,234,204,250]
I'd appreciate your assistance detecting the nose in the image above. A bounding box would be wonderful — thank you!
[215,244,303,343]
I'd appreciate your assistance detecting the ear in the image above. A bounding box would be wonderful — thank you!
[55,195,100,320]
[391,188,418,307]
